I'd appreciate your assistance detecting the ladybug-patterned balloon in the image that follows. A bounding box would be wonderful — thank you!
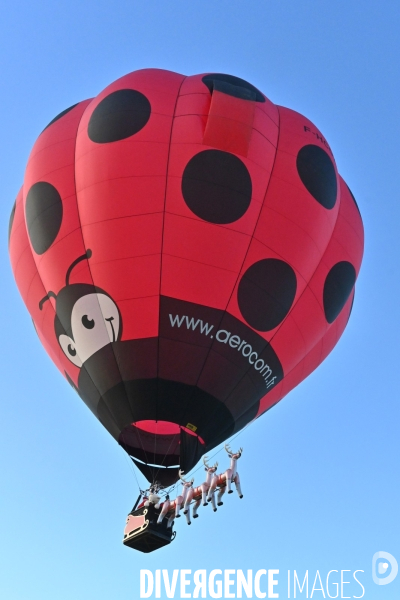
[9,69,364,486]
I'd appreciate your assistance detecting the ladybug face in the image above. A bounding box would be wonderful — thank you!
[58,291,121,367]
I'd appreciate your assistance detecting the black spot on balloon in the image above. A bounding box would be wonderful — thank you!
[8,200,16,246]
[43,104,79,132]
[297,145,337,209]
[182,150,252,224]
[346,184,361,217]
[323,261,356,324]
[202,74,265,102]
[25,182,63,254]
[88,89,151,143]
[238,259,297,331]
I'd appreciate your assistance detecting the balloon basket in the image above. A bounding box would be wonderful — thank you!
[123,504,176,553]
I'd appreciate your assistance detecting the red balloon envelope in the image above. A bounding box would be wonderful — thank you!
[9,69,364,486]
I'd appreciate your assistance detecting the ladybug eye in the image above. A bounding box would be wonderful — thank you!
[68,344,77,357]
[82,314,95,329]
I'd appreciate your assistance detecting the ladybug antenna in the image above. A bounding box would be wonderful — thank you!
[39,291,57,311]
[65,249,92,286]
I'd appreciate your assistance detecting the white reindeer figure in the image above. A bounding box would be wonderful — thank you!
[166,512,175,529]
[217,444,243,506]
[156,494,170,525]
[196,455,217,513]
[192,456,219,518]
[176,469,195,525]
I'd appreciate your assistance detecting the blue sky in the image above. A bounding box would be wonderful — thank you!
[1,1,399,598]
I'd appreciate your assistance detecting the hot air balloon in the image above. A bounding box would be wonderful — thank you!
[8,69,363,552]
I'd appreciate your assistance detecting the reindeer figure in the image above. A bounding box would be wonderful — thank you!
[217,444,243,506]
[191,456,219,518]
[176,470,195,525]
[202,456,219,504]
[166,512,175,529]
[198,456,218,516]
[156,494,170,525]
